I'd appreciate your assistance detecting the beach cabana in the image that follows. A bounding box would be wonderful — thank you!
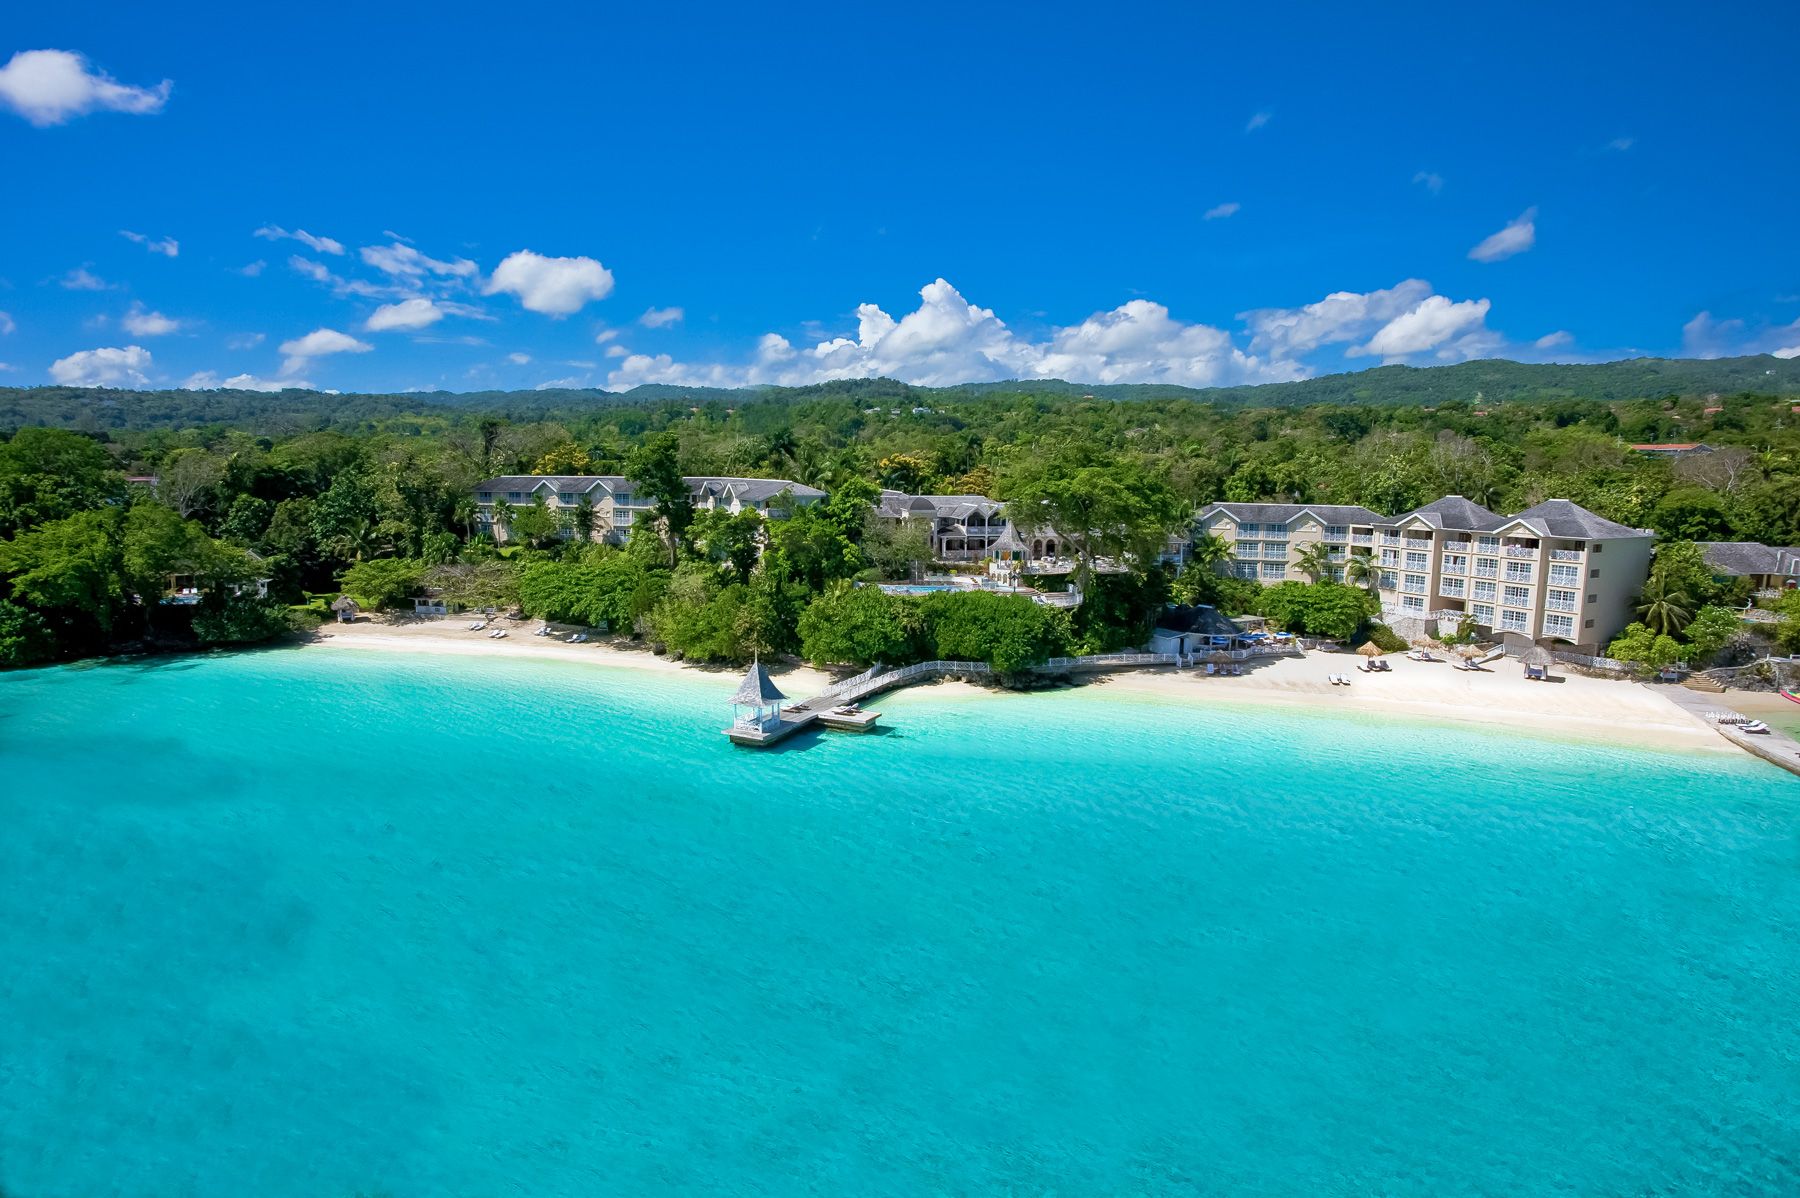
[1521,645,1554,681]
[729,659,788,735]
[330,595,360,624]
[1357,641,1384,659]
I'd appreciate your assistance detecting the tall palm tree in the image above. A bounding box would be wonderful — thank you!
[1293,540,1334,584]
[1345,548,1380,596]
[1636,575,1693,636]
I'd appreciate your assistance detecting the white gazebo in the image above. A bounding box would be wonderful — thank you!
[729,659,788,735]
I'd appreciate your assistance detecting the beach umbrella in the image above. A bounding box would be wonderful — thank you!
[1357,641,1384,657]
[1208,650,1233,665]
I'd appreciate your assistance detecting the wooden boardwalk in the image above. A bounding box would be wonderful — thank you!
[724,646,1301,748]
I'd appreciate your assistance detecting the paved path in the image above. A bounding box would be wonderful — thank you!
[1653,683,1800,778]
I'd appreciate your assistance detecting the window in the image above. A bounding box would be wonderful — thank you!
[1584,618,1595,628]
[1503,563,1534,582]
[507,491,524,501]
[1403,573,1427,594]
[1503,584,1531,605]
[477,491,492,501]
[1234,562,1258,579]
[1501,609,1529,632]
[1405,551,1429,570]
[1591,544,1603,553]
[1380,549,1400,567]
[1441,577,1466,597]
[1587,593,1597,604]
[1441,554,1468,574]
[1477,536,1500,550]
[559,492,580,504]
[1472,603,1495,624]
[1379,571,1398,590]
[1544,613,1575,638]
[1549,563,1580,587]
[1325,525,1348,541]
[1261,562,1286,579]
[1590,568,1600,579]
[1475,557,1499,578]
[1547,589,1577,612]
[1474,580,1497,601]
[1402,595,1425,612]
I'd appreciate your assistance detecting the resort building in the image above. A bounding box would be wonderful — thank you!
[875,490,1016,562]
[1695,542,1800,593]
[1193,502,1386,584]
[473,474,825,544]
[1370,496,1653,653]
[1629,442,1714,459]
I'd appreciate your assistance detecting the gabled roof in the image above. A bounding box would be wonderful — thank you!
[729,660,787,705]
[1696,541,1800,577]
[685,476,826,503]
[1377,495,1505,532]
[1153,604,1245,638]
[1199,502,1385,525]
[1505,499,1649,540]
[477,475,623,492]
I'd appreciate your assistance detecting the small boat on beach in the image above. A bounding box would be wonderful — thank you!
[1781,689,1800,705]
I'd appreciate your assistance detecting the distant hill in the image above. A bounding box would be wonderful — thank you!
[4,354,1798,432]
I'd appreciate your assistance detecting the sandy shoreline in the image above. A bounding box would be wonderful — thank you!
[311,615,1731,756]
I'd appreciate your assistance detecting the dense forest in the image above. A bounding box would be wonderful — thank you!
[5,355,1800,673]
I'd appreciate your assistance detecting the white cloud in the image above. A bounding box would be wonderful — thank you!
[360,241,477,279]
[483,250,614,315]
[1607,136,1635,152]
[1683,310,1800,360]
[255,226,344,255]
[1245,111,1271,133]
[1534,330,1574,349]
[1352,295,1493,359]
[607,277,1297,391]
[288,256,332,283]
[534,376,589,390]
[1412,170,1444,194]
[365,298,444,332]
[1241,279,1435,358]
[50,344,152,386]
[1774,345,1800,360]
[604,344,629,359]
[122,303,180,336]
[60,266,110,291]
[182,371,309,392]
[227,332,265,350]
[640,306,684,328]
[120,230,178,257]
[0,49,170,126]
[1203,202,1240,221]
[277,326,372,375]
[594,328,620,344]
[507,352,531,365]
[1468,207,1537,262]
[236,260,266,277]
[0,311,13,335]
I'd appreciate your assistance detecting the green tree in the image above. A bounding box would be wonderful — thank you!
[765,504,864,591]
[1680,604,1742,660]
[1004,455,1187,591]
[0,599,55,666]
[1634,574,1692,637]
[508,495,561,549]
[1293,541,1334,583]
[1345,549,1381,596]
[339,558,426,611]
[797,581,923,667]
[1607,622,1685,670]
[0,509,124,631]
[625,433,694,566]
[0,427,124,536]
[918,590,1070,674]
[690,508,765,581]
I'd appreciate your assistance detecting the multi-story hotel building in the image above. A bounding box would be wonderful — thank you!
[1370,496,1652,652]
[473,474,825,545]
[1193,502,1386,584]
[1195,496,1654,652]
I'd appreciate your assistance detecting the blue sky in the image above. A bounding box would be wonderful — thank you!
[3,1,1797,393]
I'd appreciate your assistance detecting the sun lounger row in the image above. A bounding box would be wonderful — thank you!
[487,629,508,639]
[1328,673,1352,686]
[1710,712,1770,733]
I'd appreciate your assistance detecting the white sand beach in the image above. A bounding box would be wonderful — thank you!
[311,615,1727,755]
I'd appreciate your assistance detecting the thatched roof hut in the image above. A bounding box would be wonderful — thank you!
[330,595,360,623]
[1521,645,1554,678]
[1357,640,1384,657]
[1207,649,1234,665]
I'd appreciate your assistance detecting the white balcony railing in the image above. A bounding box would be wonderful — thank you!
[1504,544,1538,558]
[1474,565,1498,578]
[1549,548,1583,562]
[1440,557,1467,574]
[1547,598,1577,612]
[1352,533,1374,545]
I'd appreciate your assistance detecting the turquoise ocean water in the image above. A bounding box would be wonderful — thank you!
[2,646,1798,1196]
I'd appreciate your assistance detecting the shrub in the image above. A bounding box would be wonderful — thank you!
[918,590,1070,675]
[797,582,924,667]
[1362,622,1409,653]
[338,558,425,611]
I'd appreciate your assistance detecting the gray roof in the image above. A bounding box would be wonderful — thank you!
[1378,495,1505,532]
[1696,541,1800,577]
[476,475,824,502]
[1505,499,1649,540]
[877,490,1004,521]
[1154,604,1245,638]
[729,661,787,705]
[1199,502,1385,525]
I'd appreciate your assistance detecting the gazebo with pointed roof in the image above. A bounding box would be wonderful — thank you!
[729,658,789,734]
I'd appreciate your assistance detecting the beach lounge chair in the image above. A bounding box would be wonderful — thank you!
[1743,720,1771,734]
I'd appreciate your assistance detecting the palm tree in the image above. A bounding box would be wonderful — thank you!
[1293,540,1334,584]
[1188,530,1232,575]
[1636,575,1693,636]
[1345,548,1380,596]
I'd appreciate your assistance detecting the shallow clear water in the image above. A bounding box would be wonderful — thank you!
[2,647,1798,1196]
